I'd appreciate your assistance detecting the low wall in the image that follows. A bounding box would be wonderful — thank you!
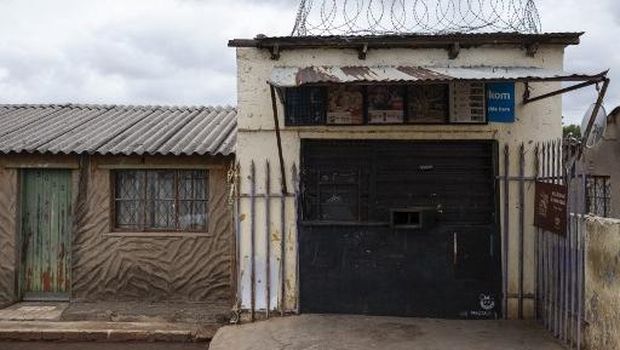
[585,217,620,350]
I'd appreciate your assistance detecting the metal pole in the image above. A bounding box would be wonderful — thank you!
[235,162,242,313]
[555,140,564,342]
[518,143,525,320]
[541,143,548,329]
[250,161,256,321]
[534,144,541,320]
[577,171,587,350]
[270,84,289,194]
[503,144,510,319]
[280,169,287,316]
[523,77,606,105]
[265,160,271,318]
[561,141,569,343]
[570,214,576,346]
[544,141,551,330]
[292,163,301,314]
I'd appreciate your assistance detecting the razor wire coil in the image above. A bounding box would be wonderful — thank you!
[292,0,542,36]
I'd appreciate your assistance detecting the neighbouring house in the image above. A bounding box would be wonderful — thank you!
[581,106,620,218]
[228,32,607,321]
[0,104,237,309]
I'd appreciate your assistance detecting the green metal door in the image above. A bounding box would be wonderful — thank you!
[21,169,72,300]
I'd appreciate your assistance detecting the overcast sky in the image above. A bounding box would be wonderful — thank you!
[0,0,618,125]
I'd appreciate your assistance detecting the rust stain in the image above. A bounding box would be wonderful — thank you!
[297,67,339,85]
[341,66,373,80]
[42,267,52,292]
[396,66,453,80]
[57,243,65,291]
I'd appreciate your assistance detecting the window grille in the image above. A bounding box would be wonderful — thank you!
[114,170,209,232]
[285,86,327,126]
[586,175,611,217]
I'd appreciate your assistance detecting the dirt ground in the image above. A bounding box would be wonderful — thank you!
[210,314,567,350]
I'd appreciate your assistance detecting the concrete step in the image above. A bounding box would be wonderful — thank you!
[0,321,217,343]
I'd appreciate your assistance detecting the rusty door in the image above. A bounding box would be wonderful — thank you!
[20,169,72,300]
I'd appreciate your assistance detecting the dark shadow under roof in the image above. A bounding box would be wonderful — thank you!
[0,104,237,157]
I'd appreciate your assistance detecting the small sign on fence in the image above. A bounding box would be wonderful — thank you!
[534,181,568,235]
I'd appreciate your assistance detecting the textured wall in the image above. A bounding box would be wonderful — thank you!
[71,156,234,303]
[585,217,620,350]
[0,166,17,306]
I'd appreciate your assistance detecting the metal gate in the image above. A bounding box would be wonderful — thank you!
[20,169,72,300]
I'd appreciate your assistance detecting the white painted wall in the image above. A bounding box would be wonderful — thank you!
[234,43,566,320]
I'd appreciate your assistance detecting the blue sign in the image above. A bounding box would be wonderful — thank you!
[487,83,515,123]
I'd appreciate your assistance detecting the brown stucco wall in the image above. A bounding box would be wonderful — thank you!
[0,153,235,304]
[584,217,620,350]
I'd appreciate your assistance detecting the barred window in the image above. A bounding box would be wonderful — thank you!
[114,170,208,232]
[285,86,327,126]
[586,175,611,217]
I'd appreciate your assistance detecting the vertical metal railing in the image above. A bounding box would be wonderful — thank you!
[233,160,299,321]
[533,140,587,350]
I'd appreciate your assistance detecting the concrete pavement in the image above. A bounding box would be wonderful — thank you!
[0,301,226,343]
[0,320,216,342]
[210,314,567,350]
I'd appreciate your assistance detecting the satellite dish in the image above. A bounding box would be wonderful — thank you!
[580,103,607,149]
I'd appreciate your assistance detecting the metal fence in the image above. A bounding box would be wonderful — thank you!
[231,160,300,322]
[534,140,587,350]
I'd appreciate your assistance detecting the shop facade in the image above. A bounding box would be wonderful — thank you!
[229,32,604,320]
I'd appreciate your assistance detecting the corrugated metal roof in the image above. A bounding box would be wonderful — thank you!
[269,66,607,87]
[0,104,237,156]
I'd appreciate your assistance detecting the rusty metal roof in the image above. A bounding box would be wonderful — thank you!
[0,104,237,156]
[269,66,607,87]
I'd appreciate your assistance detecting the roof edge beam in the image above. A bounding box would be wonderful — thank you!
[229,33,583,49]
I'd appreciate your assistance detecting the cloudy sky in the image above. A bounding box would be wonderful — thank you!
[0,0,618,125]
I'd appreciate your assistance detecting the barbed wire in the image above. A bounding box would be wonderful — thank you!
[291,0,542,36]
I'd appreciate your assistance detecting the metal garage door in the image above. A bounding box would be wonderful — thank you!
[299,140,501,318]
